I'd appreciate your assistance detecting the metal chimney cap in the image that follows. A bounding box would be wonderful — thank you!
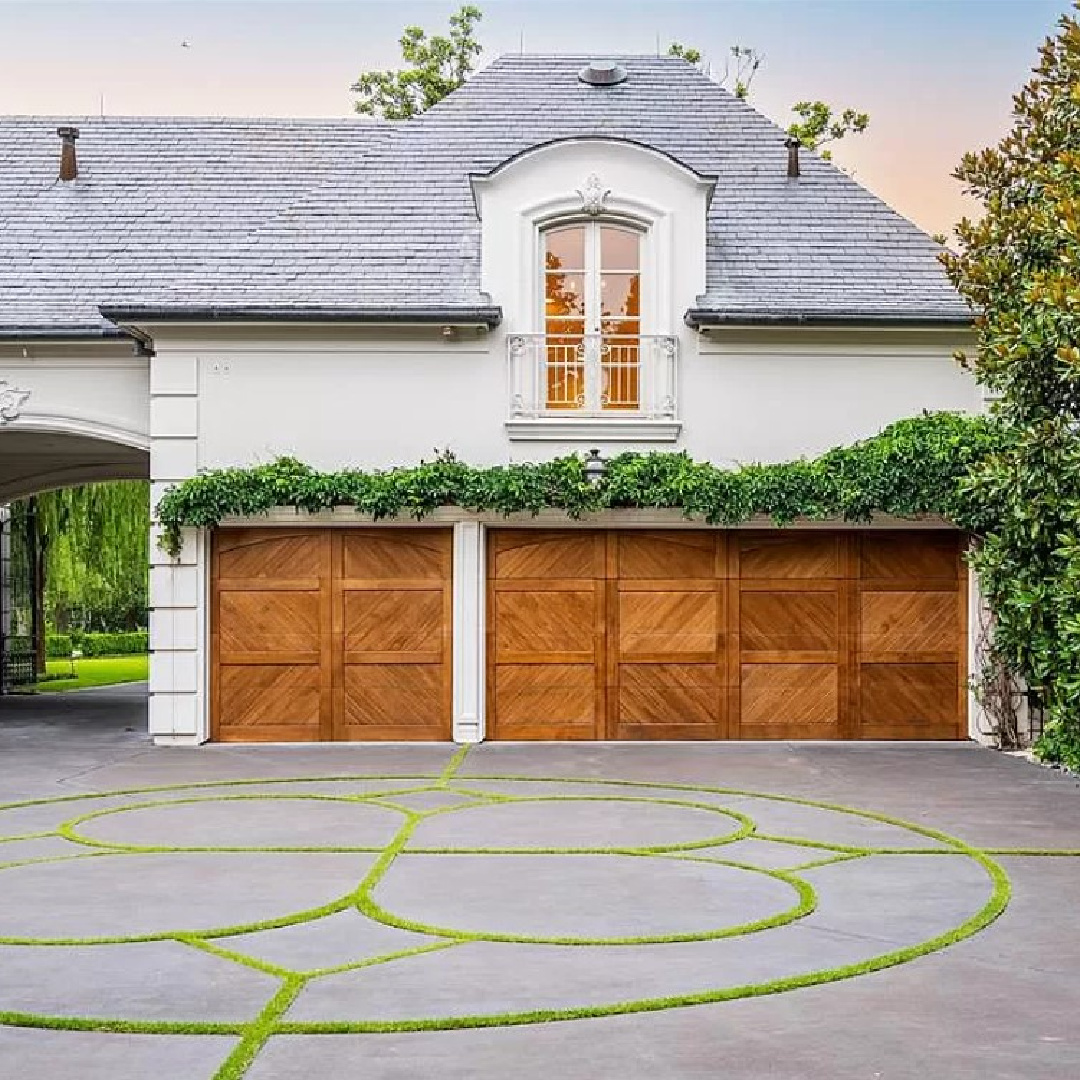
[56,125,80,140]
[578,60,628,86]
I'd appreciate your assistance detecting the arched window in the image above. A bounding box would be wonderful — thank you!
[543,222,641,412]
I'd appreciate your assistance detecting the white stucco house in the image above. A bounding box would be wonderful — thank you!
[0,55,980,746]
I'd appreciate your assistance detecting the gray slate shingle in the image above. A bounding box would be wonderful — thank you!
[0,54,968,333]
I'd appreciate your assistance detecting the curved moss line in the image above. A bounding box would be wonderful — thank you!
[401,795,754,855]
[358,857,815,947]
[57,793,406,853]
[0,774,445,815]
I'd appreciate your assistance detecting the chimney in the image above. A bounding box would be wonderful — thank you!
[57,126,79,181]
[785,136,800,180]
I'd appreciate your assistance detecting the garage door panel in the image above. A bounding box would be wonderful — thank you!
[859,663,959,738]
[342,664,447,733]
[618,591,719,657]
[343,589,444,657]
[860,592,958,656]
[342,530,449,580]
[495,589,598,657]
[740,591,838,654]
[616,664,720,729]
[740,664,839,736]
[739,534,841,579]
[219,591,321,659]
[494,664,599,737]
[616,532,716,579]
[217,664,325,741]
[491,531,603,580]
[861,534,959,582]
[216,530,327,581]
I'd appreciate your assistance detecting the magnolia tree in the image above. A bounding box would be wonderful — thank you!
[943,7,1080,768]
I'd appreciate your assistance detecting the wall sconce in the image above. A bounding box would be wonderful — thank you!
[584,448,606,485]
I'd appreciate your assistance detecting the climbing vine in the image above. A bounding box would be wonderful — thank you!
[156,411,1002,559]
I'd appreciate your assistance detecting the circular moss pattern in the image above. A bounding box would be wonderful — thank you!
[0,756,1021,1080]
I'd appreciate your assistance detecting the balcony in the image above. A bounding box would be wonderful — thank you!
[505,333,681,442]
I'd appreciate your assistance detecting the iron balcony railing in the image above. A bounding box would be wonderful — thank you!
[507,333,678,420]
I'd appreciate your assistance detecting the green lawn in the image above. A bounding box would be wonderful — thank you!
[26,654,149,692]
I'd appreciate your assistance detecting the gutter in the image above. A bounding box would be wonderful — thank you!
[98,304,504,330]
[684,309,973,330]
[0,325,131,340]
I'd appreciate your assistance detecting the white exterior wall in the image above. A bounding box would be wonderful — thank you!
[176,325,977,472]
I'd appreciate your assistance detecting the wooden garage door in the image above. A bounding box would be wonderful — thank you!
[488,529,966,741]
[212,528,451,742]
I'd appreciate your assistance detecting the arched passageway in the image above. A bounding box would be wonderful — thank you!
[0,428,149,740]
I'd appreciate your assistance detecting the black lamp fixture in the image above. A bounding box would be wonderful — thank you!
[584,448,606,485]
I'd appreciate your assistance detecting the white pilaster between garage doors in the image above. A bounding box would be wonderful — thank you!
[147,349,207,745]
[452,521,486,743]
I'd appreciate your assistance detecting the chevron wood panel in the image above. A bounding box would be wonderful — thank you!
[494,589,598,659]
[740,591,839,656]
[616,531,717,579]
[860,532,960,583]
[491,530,603,580]
[341,664,448,738]
[860,591,959,658]
[342,529,449,580]
[618,590,719,658]
[213,530,332,742]
[215,529,327,582]
[343,589,444,658]
[739,534,841,579]
[337,529,452,741]
[218,591,321,661]
[494,664,600,739]
[615,663,720,738]
[859,663,960,738]
[740,663,839,735]
[216,664,325,742]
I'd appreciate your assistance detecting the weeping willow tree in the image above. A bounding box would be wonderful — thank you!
[30,481,149,633]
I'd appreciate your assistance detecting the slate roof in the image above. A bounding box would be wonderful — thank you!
[0,54,969,335]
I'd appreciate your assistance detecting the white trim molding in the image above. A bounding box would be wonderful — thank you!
[505,418,682,442]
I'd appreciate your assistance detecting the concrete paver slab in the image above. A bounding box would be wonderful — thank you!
[374,852,798,940]
[0,940,276,1021]
[219,909,438,972]
[0,852,375,940]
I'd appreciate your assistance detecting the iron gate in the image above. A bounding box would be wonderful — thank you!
[0,503,38,691]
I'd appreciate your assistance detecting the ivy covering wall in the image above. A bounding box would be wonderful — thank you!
[156,411,1001,558]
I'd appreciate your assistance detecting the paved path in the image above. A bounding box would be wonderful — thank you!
[1,688,1079,1079]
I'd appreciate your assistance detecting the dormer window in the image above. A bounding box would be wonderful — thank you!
[543,222,642,412]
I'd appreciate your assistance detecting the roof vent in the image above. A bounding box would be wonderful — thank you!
[578,60,627,87]
[57,125,79,182]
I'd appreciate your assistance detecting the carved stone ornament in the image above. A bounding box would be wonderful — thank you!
[0,380,30,424]
[577,173,611,217]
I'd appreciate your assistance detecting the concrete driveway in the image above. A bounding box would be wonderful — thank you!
[1,687,1079,1080]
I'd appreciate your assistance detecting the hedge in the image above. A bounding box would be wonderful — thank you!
[46,631,148,658]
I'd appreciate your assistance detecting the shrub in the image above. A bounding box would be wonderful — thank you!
[45,634,74,659]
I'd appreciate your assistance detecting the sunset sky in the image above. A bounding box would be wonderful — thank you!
[0,1,1066,236]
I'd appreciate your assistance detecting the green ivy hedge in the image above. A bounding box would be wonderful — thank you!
[156,412,1004,557]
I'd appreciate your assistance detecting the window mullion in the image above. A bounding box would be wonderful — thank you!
[585,222,602,413]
